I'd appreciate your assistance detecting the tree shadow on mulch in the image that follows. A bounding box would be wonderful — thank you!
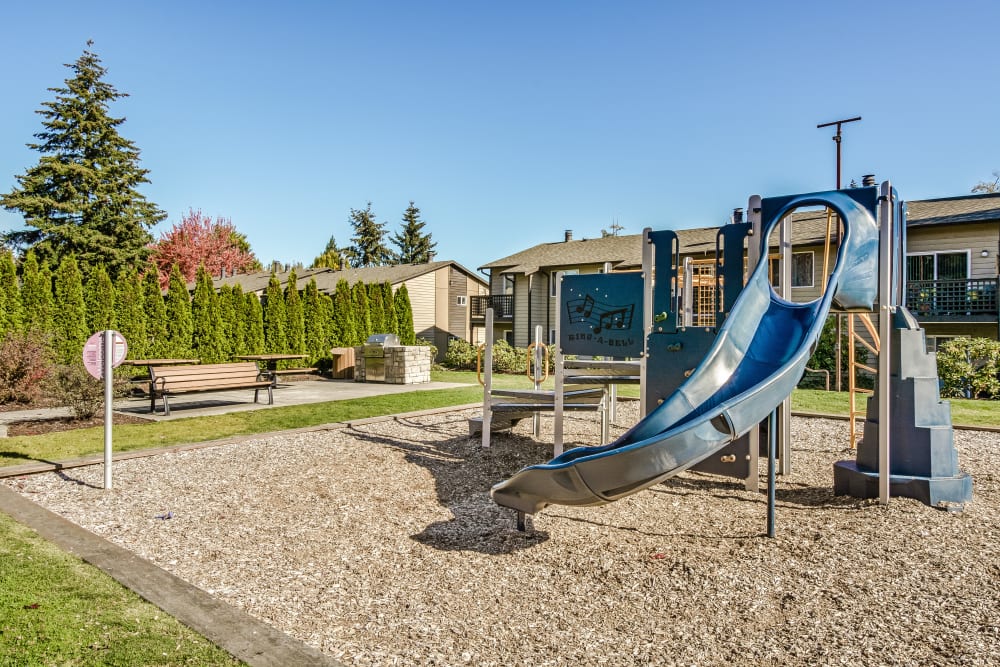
[344,417,553,554]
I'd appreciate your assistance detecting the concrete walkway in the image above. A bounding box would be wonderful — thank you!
[0,378,473,426]
[0,378,478,666]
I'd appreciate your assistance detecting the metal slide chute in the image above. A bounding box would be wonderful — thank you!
[491,189,879,516]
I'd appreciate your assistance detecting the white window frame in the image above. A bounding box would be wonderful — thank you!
[791,251,814,289]
[550,269,579,297]
[456,295,467,306]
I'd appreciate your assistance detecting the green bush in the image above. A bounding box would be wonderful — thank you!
[443,338,478,370]
[937,337,1000,399]
[0,332,53,404]
[47,363,130,419]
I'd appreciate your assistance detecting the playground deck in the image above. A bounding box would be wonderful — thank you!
[4,406,997,666]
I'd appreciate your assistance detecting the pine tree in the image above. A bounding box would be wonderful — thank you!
[367,282,387,333]
[142,266,169,357]
[394,284,416,345]
[20,251,54,339]
[351,281,372,340]
[284,270,305,356]
[85,264,116,332]
[263,272,286,353]
[1,44,166,277]
[245,292,265,355]
[53,254,88,363]
[346,203,392,267]
[191,265,225,363]
[303,278,326,364]
[311,235,345,270]
[164,264,193,357]
[382,282,398,336]
[0,250,22,338]
[116,266,147,359]
[391,201,436,264]
[331,279,357,346]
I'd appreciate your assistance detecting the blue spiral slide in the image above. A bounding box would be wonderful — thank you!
[491,190,881,516]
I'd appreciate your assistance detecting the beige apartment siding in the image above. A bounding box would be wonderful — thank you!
[908,225,1000,279]
[447,267,469,343]
[513,273,531,347]
[405,272,437,342]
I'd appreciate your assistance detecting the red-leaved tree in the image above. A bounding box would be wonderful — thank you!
[149,209,259,288]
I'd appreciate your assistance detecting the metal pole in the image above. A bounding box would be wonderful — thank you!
[103,330,113,490]
[877,182,894,505]
[818,116,862,393]
[767,408,777,538]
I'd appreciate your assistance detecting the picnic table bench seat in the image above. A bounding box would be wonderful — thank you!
[148,362,273,416]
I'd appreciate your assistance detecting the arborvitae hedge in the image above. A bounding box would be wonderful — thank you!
[85,264,116,332]
[245,292,265,355]
[285,270,305,356]
[331,279,357,346]
[164,264,193,357]
[351,282,372,341]
[394,284,416,345]
[303,278,326,363]
[191,265,225,363]
[53,255,88,364]
[0,251,22,338]
[142,267,169,358]
[116,267,148,359]
[263,272,286,354]
[20,251,53,337]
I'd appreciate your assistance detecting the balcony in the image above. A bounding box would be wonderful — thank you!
[470,295,514,321]
[906,278,998,322]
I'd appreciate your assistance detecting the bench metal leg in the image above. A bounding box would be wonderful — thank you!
[253,386,274,405]
[162,395,170,416]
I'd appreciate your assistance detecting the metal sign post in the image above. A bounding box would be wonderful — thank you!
[83,330,128,490]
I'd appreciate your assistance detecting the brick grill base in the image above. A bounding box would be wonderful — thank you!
[354,346,431,384]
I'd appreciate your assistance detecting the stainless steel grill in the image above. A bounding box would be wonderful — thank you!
[362,333,400,382]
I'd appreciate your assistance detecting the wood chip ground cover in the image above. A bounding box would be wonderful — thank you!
[4,405,998,666]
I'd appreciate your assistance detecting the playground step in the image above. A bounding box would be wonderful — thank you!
[468,414,529,435]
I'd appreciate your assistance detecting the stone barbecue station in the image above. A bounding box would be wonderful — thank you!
[354,334,431,384]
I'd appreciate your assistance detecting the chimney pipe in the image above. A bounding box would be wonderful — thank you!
[564,230,573,242]
[862,174,876,187]
[732,208,744,224]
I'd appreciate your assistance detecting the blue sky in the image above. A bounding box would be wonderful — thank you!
[1,1,997,274]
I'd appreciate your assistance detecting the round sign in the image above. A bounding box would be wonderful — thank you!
[82,330,129,380]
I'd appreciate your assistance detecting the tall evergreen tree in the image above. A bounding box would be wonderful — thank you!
[53,254,88,363]
[320,293,336,350]
[228,284,249,356]
[20,251,54,339]
[84,264,116,332]
[311,235,345,270]
[0,250,22,338]
[391,201,436,264]
[284,270,305,356]
[367,282,387,334]
[302,278,326,363]
[346,203,392,268]
[382,282,398,336]
[115,266,147,359]
[0,44,166,276]
[164,264,193,357]
[218,284,237,359]
[142,266,169,357]
[394,284,416,345]
[331,279,357,346]
[351,281,372,341]
[245,292,265,355]
[263,272,287,353]
[191,265,225,363]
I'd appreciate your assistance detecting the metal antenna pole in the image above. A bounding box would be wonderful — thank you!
[817,116,862,391]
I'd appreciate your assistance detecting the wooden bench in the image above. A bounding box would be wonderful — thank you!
[149,362,273,416]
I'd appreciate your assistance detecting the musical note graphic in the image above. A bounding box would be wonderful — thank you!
[566,297,635,334]
[593,306,633,333]
[574,294,594,317]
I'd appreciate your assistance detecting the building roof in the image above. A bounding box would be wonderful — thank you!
[479,193,1000,276]
[906,192,1000,227]
[309,260,486,293]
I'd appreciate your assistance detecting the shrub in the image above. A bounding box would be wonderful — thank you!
[0,332,53,404]
[443,339,478,370]
[937,337,1000,399]
[48,364,105,419]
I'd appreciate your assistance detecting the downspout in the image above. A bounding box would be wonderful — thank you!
[527,274,532,349]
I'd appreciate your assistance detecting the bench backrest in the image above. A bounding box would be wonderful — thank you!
[151,362,264,391]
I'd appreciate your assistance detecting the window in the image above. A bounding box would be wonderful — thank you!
[456,295,467,306]
[768,251,814,288]
[549,329,556,344]
[907,251,969,281]
[504,330,514,345]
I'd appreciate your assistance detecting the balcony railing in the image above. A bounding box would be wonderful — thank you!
[470,295,514,320]
[906,278,998,320]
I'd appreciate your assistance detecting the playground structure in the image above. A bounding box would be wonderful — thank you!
[490,182,973,524]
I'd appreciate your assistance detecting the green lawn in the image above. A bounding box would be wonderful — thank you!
[0,513,242,666]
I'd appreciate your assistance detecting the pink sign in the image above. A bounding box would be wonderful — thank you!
[83,331,128,380]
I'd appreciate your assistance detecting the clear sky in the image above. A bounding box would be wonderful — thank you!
[1,1,997,274]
